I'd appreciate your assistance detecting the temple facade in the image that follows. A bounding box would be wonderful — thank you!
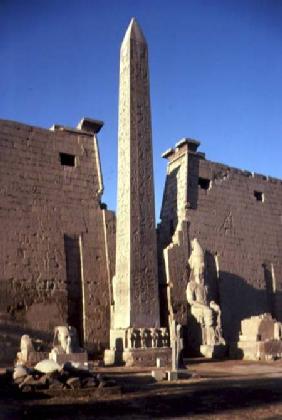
[1,20,282,362]
[0,118,115,361]
[158,139,282,354]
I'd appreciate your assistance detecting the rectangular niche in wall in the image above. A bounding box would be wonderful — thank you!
[60,153,76,167]
[64,234,84,345]
[263,261,276,318]
[254,190,264,202]
[198,177,210,190]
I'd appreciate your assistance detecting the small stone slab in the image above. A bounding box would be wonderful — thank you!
[152,370,166,382]
[167,369,191,381]
[122,347,172,368]
[167,370,179,381]
[50,352,88,366]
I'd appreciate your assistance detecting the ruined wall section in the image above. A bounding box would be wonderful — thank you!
[0,119,112,358]
[158,145,190,328]
[160,146,188,249]
[159,141,282,344]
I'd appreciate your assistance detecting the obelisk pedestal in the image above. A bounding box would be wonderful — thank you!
[104,18,171,367]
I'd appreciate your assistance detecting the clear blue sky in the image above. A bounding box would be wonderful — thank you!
[1,0,282,221]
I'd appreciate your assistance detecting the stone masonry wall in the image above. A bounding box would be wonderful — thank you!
[159,140,282,346]
[0,119,112,361]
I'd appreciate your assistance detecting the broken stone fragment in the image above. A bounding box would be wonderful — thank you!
[81,376,99,388]
[48,379,65,390]
[38,374,49,386]
[35,359,61,374]
[66,377,81,390]
[62,362,92,379]
[20,384,33,393]
[13,365,28,381]
[19,374,38,389]
[151,369,166,382]
[98,378,117,388]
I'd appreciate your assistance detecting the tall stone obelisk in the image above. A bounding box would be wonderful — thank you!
[105,19,171,366]
[114,17,160,329]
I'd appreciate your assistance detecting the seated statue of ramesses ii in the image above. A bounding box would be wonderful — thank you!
[186,238,224,346]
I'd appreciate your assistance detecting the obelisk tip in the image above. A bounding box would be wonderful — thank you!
[122,17,146,45]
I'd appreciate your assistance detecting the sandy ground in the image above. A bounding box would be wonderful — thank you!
[1,359,282,419]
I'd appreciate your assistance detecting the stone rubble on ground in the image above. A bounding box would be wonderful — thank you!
[9,361,115,392]
[10,326,116,393]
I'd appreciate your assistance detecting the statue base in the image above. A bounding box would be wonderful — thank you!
[104,347,172,367]
[105,327,171,367]
[167,369,191,381]
[49,351,88,367]
[17,351,48,367]
[200,344,226,359]
[231,340,282,361]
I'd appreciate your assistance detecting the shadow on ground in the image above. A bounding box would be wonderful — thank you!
[2,372,282,419]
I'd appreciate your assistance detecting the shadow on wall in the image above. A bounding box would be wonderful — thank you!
[161,167,179,247]
[185,253,281,355]
[158,167,179,327]
[205,250,220,303]
[187,153,200,210]
[64,234,84,346]
[158,154,200,327]
[219,271,282,344]
[0,320,53,365]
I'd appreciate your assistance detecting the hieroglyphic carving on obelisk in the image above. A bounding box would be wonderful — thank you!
[113,18,160,329]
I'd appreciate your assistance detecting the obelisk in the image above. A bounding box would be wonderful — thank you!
[105,19,170,366]
[114,17,160,329]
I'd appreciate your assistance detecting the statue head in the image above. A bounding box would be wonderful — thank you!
[53,326,69,352]
[188,238,205,284]
[53,326,79,353]
[20,334,34,353]
[190,238,204,258]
